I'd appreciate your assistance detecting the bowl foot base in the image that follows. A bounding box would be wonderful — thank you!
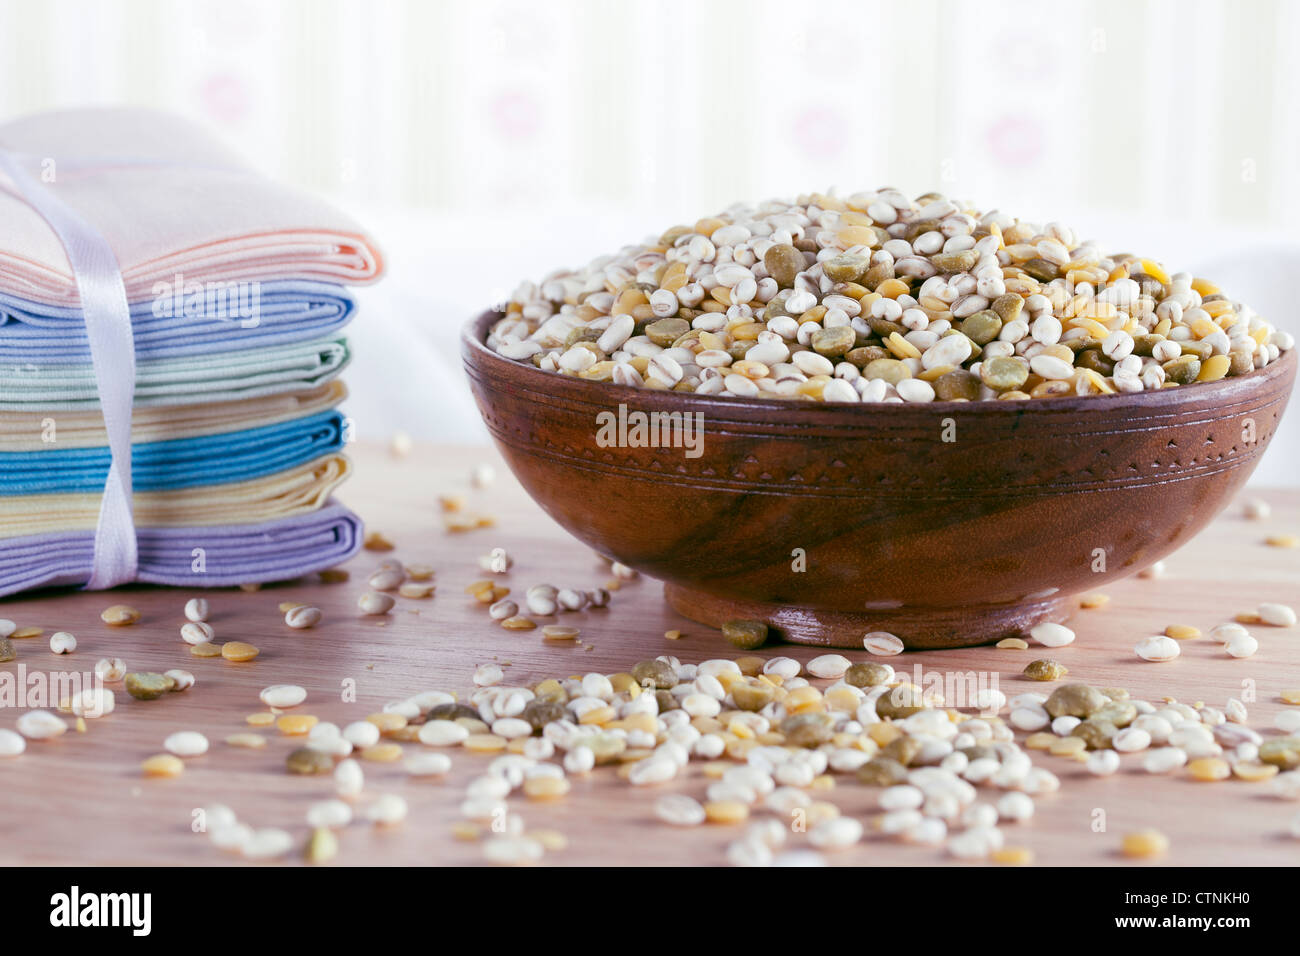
[663,583,1071,650]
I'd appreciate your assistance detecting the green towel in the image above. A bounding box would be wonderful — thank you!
[0,336,350,410]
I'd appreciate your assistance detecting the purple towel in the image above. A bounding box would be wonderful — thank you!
[0,501,360,596]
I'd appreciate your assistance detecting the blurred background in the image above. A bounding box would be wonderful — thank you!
[1,0,1296,482]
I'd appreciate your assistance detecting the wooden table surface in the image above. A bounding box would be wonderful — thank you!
[2,441,1297,867]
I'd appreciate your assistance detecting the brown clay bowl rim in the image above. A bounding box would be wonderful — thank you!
[463,309,1296,417]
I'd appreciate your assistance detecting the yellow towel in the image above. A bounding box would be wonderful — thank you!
[0,381,347,452]
[0,454,350,538]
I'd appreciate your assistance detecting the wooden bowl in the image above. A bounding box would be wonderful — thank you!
[463,310,1295,649]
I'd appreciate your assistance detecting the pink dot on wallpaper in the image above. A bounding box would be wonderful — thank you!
[196,73,253,125]
[986,116,1045,168]
[793,107,847,157]
[489,90,542,142]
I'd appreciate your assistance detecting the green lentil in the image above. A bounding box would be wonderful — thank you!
[1023,659,1068,682]
[630,659,677,689]
[1130,334,1162,356]
[844,661,893,688]
[780,712,833,748]
[564,326,602,348]
[1045,683,1108,719]
[426,702,481,722]
[1021,258,1060,282]
[959,310,1003,345]
[1178,339,1214,361]
[862,262,894,290]
[864,357,911,384]
[846,345,889,367]
[124,672,176,700]
[306,826,338,864]
[654,689,678,713]
[0,638,14,662]
[990,293,1024,323]
[1076,348,1114,375]
[286,747,335,775]
[882,735,923,766]
[731,682,776,712]
[857,757,909,787]
[645,318,689,347]
[721,619,768,651]
[1162,355,1201,384]
[867,316,908,339]
[822,253,869,283]
[1071,718,1119,750]
[980,356,1029,391]
[1259,736,1300,770]
[875,684,926,719]
[931,249,979,274]
[1093,700,1137,728]
[520,699,566,734]
[810,326,856,358]
[933,368,981,401]
[764,244,805,289]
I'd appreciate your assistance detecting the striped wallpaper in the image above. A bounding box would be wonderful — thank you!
[0,0,1293,231]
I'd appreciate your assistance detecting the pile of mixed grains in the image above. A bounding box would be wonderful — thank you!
[5,562,1299,867]
[489,189,1294,402]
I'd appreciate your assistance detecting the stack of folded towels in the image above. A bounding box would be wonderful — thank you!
[0,108,383,596]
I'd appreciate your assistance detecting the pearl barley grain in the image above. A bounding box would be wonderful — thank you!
[94,657,126,682]
[164,670,195,691]
[862,632,905,656]
[1259,603,1297,627]
[655,794,706,826]
[49,632,76,654]
[260,685,307,709]
[334,759,364,798]
[164,731,209,757]
[180,622,215,645]
[1225,632,1259,659]
[366,793,409,825]
[184,598,209,622]
[1029,623,1075,648]
[358,592,396,616]
[0,729,26,756]
[1135,636,1180,662]
[285,606,322,629]
[1087,750,1121,776]
[807,654,852,679]
[306,800,353,829]
[17,710,66,739]
[1144,748,1188,774]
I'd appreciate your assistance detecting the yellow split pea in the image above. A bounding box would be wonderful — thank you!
[141,754,184,778]
[277,714,319,736]
[1121,830,1169,858]
[703,801,749,824]
[221,642,259,662]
